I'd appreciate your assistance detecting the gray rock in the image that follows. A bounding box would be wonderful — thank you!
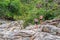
[22,37,30,40]
[34,32,60,40]
[0,19,60,40]
[57,23,60,28]
[19,30,35,37]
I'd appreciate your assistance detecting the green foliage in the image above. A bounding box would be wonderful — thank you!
[0,0,60,27]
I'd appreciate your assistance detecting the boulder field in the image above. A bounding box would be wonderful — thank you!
[0,19,60,40]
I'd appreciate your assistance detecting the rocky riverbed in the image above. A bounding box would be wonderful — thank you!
[0,19,60,40]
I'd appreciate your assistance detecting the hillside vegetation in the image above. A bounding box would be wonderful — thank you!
[0,0,60,26]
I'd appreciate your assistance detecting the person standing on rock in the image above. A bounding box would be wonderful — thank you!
[39,15,43,24]
[34,18,38,29]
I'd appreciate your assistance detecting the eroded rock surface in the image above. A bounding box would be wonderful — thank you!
[0,19,60,40]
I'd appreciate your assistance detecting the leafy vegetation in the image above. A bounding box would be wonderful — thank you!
[0,0,60,27]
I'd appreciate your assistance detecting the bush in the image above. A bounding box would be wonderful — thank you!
[0,0,60,27]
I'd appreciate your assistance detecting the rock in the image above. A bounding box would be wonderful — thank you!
[43,19,60,26]
[8,21,24,29]
[0,23,9,28]
[19,30,35,37]
[26,25,43,32]
[22,37,31,40]
[56,28,60,36]
[26,25,35,30]
[50,27,57,35]
[34,32,60,40]
[57,23,60,28]
[0,20,25,40]
[49,22,59,26]
[40,25,56,33]
[0,19,60,40]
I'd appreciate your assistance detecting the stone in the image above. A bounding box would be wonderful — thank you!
[19,30,35,37]
[57,23,60,28]
[40,25,56,32]
[0,19,60,40]
[26,25,35,30]
[42,26,50,33]
[22,37,31,40]
[34,32,60,40]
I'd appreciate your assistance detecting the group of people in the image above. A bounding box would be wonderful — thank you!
[34,15,43,29]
